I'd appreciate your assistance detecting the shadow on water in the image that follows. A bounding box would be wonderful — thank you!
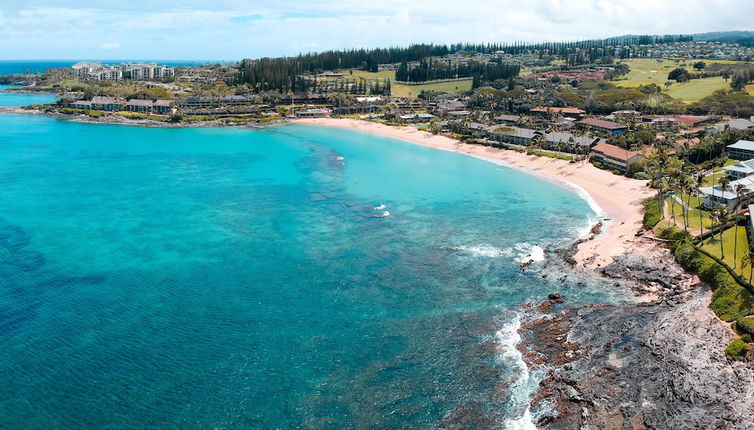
[0,217,105,336]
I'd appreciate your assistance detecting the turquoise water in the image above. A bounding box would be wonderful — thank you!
[0,92,626,428]
[0,84,57,107]
[0,60,215,76]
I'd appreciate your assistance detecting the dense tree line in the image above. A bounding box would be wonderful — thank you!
[394,59,519,83]
[238,36,691,93]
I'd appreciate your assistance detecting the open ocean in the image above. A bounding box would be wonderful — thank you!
[0,91,629,428]
[0,60,218,76]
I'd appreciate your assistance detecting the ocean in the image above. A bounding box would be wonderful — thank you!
[0,91,628,428]
[0,60,219,76]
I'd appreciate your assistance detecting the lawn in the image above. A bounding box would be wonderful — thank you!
[334,69,472,98]
[659,197,714,234]
[702,225,751,276]
[613,58,745,102]
[702,169,727,187]
[664,76,729,102]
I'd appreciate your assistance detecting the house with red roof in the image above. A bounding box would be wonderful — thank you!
[579,117,628,135]
[591,142,644,172]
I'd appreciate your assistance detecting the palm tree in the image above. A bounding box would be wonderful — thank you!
[714,206,731,260]
[741,251,751,279]
[718,176,731,218]
[732,184,750,268]
[696,174,706,237]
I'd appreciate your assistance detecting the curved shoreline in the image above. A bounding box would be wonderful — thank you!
[289,118,655,269]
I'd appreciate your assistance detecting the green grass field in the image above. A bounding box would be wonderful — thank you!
[659,197,715,233]
[613,58,748,103]
[664,76,730,102]
[334,69,472,98]
[702,226,751,275]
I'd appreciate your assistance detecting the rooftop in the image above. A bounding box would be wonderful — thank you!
[580,118,628,130]
[701,175,754,200]
[728,140,754,151]
[591,142,642,161]
[725,159,754,175]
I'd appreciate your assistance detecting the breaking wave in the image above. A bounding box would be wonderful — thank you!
[496,314,538,430]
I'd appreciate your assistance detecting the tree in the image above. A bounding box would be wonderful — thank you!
[713,205,730,259]
[732,184,750,268]
[742,250,752,281]
[693,61,706,71]
[668,67,691,83]
[731,69,751,91]
[695,174,707,237]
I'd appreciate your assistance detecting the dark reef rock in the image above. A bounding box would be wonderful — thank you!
[521,289,754,429]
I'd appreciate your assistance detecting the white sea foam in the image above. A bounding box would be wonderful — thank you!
[452,245,512,258]
[379,211,390,217]
[374,204,386,210]
[513,243,545,263]
[496,314,538,430]
[336,156,345,161]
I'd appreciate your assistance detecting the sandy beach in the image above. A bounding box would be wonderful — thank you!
[292,118,655,269]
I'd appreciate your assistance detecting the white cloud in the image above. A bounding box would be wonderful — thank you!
[0,1,752,59]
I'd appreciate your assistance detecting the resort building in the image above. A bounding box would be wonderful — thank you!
[70,100,92,110]
[700,176,754,209]
[153,100,174,114]
[124,99,154,113]
[724,159,754,180]
[295,108,331,118]
[650,117,677,131]
[399,113,435,123]
[530,106,585,119]
[494,127,540,146]
[590,142,644,172]
[494,114,521,124]
[72,62,174,81]
[579,118,628,135]
[728,140,754,160]
[544,132,600,153]
[90,96,124,111]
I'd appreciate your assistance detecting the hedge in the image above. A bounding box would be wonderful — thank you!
[642,197,663,229]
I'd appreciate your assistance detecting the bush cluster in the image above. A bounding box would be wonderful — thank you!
[642,198,662,229]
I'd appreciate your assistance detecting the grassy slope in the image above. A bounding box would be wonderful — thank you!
[613,58,749,103]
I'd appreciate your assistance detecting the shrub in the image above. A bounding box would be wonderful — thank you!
[736,317,754,335]
[725,338,753,360]
[642,198,662,229]
[633,171,651,180]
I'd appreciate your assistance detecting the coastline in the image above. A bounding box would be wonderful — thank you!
[290,118,655,270]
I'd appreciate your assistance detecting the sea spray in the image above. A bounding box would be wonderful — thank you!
[496,313,540,430]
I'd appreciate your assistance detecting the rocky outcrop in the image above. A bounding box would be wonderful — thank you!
[521,276,754,429]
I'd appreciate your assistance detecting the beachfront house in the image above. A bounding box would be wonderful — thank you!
[530,106,585,119]
[70,100,93,110]
[400,113,435,123]
[544,132,600,153]
[590,142,644,172]
[90,96,123,111]
[728,140,754,160]
[700,176,754,210]
[494,127,540,146]
[579,118,628,135]
[153,100,174,114]
[295,108,331,118]
[725,159,754,180]
[124,99,154,113]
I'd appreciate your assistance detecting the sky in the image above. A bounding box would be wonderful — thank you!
[0,0,752,61]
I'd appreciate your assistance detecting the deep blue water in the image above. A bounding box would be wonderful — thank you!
[0,91,627,428]
[0,60,219,76]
